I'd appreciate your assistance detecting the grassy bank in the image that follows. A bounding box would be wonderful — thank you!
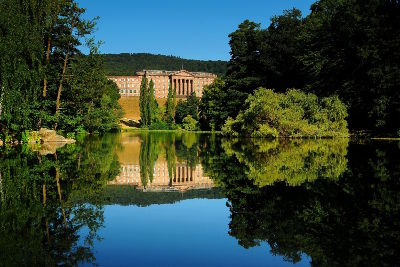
[121,128,219,134]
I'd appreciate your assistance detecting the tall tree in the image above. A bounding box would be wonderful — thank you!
[139,76,148,126]
[0,0,121,137]
[299,0,400,133]
[206,10,305,131]
[186,91,199,120]
[147,79,155,124]
[164,82,176,123]
[53,0,96,130]
[0,0,49,135]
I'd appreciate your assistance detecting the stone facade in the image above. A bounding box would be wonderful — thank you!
[108,69,216,98]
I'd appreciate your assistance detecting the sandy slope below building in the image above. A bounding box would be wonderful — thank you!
[118,96,167,120]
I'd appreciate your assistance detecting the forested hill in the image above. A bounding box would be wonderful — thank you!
[103,53,228,76]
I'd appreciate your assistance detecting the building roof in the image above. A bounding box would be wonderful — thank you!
[136,69,216,77]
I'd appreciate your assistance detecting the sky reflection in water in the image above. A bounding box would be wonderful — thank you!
[1,132,399,266]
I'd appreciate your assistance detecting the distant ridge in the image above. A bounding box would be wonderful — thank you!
[103,53,228,76]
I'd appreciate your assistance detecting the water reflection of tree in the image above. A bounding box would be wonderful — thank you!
[139,132,161,187]
[202,138,400,266]
[0,135,121,266]
[221,138,349,186]
[137,132,201,187]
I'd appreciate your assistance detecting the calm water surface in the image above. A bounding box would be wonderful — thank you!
[0,132,399,266]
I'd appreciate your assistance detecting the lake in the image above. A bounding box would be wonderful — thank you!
[0,132,399,266]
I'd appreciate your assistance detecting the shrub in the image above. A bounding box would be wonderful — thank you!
[182,115,199,131]
[149,121,179,130]
[222,88,349,138]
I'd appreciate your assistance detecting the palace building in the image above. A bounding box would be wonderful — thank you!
[108,69,216,98]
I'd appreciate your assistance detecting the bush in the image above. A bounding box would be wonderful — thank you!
[149,121,179,130]
[222,88,349,138]
[182,115,199,131]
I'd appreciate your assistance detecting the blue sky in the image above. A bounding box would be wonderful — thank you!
[78,0,315,61]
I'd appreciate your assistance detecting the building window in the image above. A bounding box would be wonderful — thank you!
[130,90,132,93]
[134,90,136,93]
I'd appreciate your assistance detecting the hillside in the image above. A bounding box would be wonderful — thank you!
[103,53,228,76]
[119,96,166,120]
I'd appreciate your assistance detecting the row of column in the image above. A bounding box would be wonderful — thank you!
[173,78,194,96]
[173,166,193,183]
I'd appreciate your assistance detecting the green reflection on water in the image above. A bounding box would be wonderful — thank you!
[0,134,121,266]
[1,133,399,266]
[221,138,349,186]
[202,137,400,266]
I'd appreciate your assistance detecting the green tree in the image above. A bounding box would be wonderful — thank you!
[200,10,304,131]
[148,79,162,124]
[0,0,49,136]
[175,100,188,125]
[139,76,149,126]
[182,115,199,131]
[174,92,199,125]
[222,88,349,138]
[164,82,176,124]
[199,78,228,130]
[0,0,121,138]
[60,45,122,133]
[186,91,199,120]
[298,0,400,133]
[53,0,96,130]
[147,79,154,124]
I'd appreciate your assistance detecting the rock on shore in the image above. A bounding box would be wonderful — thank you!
[39,128,75,144]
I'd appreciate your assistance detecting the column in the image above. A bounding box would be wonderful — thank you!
[190,80,193,94]
[182,79,185,95]
[186,80,189,95]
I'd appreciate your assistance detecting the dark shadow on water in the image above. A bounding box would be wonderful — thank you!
[201,137,400,266]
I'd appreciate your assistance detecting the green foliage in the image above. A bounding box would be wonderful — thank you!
[103,53,227,76]
[174,92,200,125]
[182,115,199,131]
[62,52,123,133]
[147,79,155,124]
[298,0,400,133]
[139,133,160,186]
[139,78,162,128]
[164,82,177,124]
[0,0,48,133]
[199,78,228,130]
[221,2,400,134]
[21,130,40,144]
[221,138,349,186]
[222,88,349,138]
[0,0,122,137]
[0,134,121,265]
[202,138,400,266]
[148,121,179,130]
[139,76,149,126]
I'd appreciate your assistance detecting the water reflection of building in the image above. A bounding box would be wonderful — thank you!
[108,134,214,192]
[109,161,213,191]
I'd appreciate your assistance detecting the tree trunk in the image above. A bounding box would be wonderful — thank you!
[54,53,69,131]
[54,153,67,228]
[43,37,51,98]
[0,172,3,203]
